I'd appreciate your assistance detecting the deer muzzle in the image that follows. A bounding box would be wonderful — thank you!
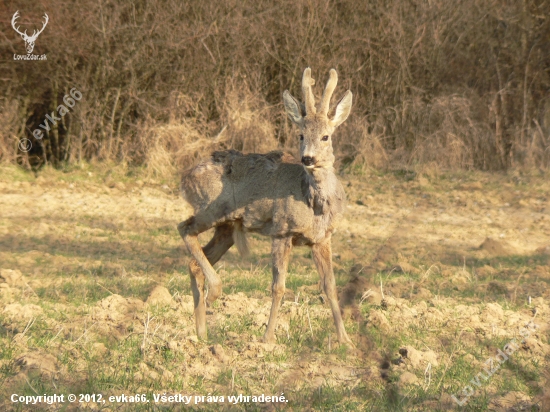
[301,156,315,167]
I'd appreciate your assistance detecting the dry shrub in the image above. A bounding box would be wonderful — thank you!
[335,118,389,172]
[407,94,494,170]
[217,82,278,155]
[143,122,210,178]
[1,0,549,172]
[143,85,278,178]
[0,99,22,164]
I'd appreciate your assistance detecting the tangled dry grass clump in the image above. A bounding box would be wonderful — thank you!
[142,85,279,177]
[0,0,549,172]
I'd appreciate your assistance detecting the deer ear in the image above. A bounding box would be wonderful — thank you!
[330,90,352,128]
[283,91,304,126]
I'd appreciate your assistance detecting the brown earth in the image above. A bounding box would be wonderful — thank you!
[0,166,549,410]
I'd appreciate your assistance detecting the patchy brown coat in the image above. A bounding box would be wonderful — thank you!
[182,150,346,244]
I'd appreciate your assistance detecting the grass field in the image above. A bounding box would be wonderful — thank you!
[0,164,549,411]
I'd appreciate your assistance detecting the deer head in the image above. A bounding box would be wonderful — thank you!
[283,68,352,171]
[12,11,49,54]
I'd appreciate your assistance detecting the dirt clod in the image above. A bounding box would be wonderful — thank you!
[488,391,532,412]
[93,294,144,322]
[3,303,43,326]
[0,269,25,286]
[399,371,419,386]
[368,311,391,331]
[479,237,512,256]
[146,285,176,308]
[15,352,60,378]
[210,344,228,362]
[91,342,108,357]
[399,346,439,369]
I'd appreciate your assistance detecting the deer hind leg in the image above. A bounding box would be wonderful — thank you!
[183,223,234,339]
[263,237,293,344]
[188,259,207,339]
[311,239,354,347]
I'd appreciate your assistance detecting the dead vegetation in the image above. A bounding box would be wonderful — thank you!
[1,0,549,171]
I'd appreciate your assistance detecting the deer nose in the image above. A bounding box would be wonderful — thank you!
[301,156,315,166]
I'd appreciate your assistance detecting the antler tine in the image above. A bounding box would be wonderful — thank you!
[11,11,26,36]
[30,13,49,39]
[302,68,316,116]
[11,10,20,27]
[319,69,338,116]
[39,14,49,34]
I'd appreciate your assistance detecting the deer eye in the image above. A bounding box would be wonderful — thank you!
[321,135,329,141]
[299,135,304,141]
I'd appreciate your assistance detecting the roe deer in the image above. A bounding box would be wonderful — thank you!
[178,68,353,346]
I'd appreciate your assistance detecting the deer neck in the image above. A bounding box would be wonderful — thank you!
[305,166,340,215]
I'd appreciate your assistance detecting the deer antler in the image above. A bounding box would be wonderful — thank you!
[319,69,338,116]
[11,11,49,41]
[29,13,49,40]
[302,68,316,116]
[11,11,27,38]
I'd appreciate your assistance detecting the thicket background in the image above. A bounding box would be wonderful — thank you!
[1,0,549,173]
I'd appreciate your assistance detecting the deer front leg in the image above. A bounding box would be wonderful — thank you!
[184,223,234,340]
[178,219,223,303]
[263,237,292,344]
[312,238,354,347]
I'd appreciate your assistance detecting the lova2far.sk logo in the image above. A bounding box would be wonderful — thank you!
[11,10,48,60]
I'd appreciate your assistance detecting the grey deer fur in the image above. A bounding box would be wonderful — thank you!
[178,68,353,345]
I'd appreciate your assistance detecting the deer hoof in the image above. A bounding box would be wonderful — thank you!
[262,334,276,344]
[339,334,355,349]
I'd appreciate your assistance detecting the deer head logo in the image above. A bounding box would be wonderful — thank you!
[11,11,49,54]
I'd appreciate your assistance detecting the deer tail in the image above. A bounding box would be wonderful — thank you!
[233,220,250,258]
